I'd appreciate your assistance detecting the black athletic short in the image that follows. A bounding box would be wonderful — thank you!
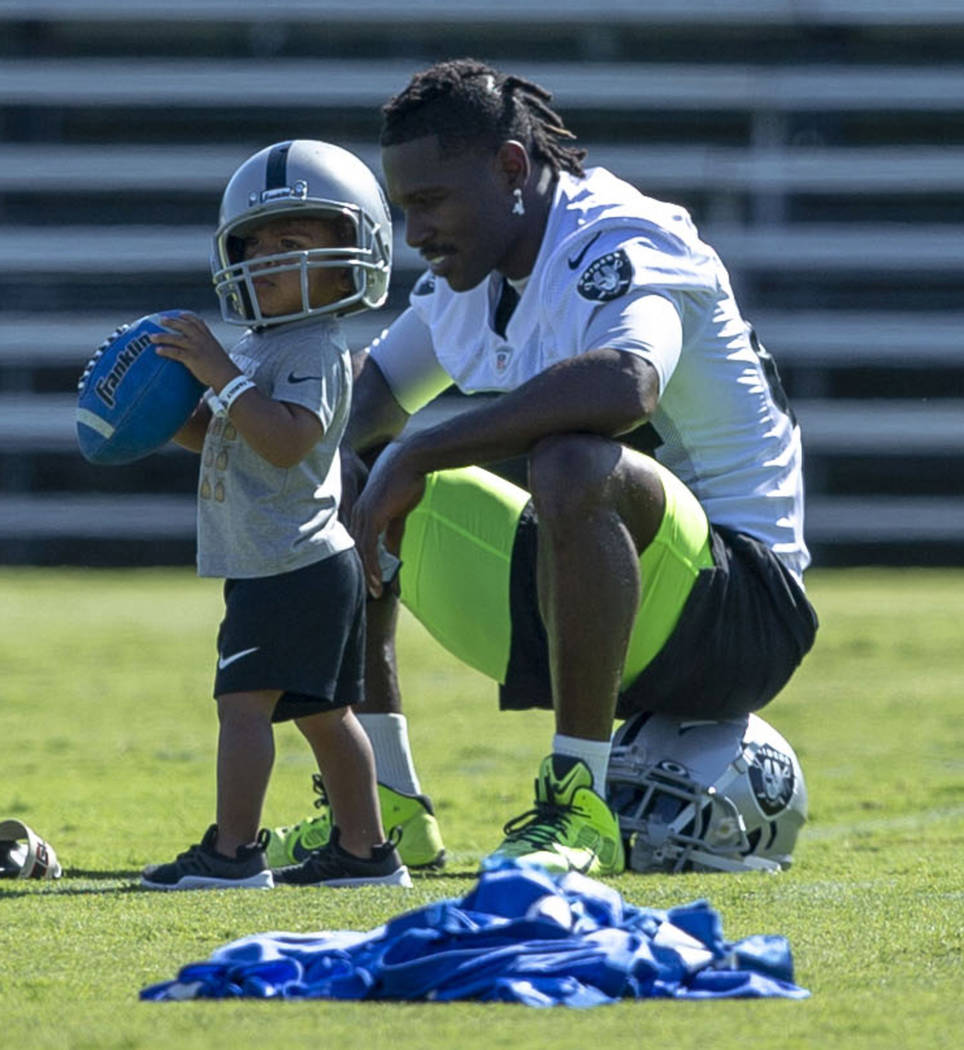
[214,548,366,722]
[500,511,818,721]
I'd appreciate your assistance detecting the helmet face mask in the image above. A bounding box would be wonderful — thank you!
[606,713,807,874]
[212,141,392,327]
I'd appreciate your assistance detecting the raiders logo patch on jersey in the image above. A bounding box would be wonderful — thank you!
[577,249,633,302]
[748,743,796,816]
[413,272,436,297]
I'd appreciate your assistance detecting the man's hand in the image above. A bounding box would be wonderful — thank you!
[350,441,426,597]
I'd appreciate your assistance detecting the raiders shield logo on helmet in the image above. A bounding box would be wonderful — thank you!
[749,743,796,816]
[577,249,632,301]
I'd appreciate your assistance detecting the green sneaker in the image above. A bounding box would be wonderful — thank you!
[483,755,625,876]
[265,774,332,867]
[266,776,446,870]
[378,783,446,870]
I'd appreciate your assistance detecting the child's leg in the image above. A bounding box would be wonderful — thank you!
[296,706,384,858]
[216,689,280,856]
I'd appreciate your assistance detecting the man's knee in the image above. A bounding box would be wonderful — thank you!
[528,434,665,547]
[527,434,621,519]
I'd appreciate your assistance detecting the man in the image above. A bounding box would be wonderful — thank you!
[282,58,817,877]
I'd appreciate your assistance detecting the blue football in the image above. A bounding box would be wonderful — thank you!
[76,311,205,465]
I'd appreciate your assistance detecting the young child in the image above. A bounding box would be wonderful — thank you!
[139,139,408,890]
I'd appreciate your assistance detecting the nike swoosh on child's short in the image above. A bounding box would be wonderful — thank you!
[218,646,260,670]
[287,372,323,384]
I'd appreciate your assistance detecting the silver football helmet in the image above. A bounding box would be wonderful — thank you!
[606,712,807,874]
[211,139,392,326]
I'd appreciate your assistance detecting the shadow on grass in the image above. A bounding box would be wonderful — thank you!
[0,866,146,899]
[409,869,480,882]
[68,868,142,879]
[0,866,476,900]
[0,880,143,899]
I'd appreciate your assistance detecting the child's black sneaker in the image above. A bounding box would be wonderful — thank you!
[141,825,274,890]
[272,825,412,887]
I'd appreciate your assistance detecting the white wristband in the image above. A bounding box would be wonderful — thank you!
[203,387,224,416]
[212,375,255,415]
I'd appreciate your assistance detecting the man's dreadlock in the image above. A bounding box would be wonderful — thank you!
[380,58,586,177]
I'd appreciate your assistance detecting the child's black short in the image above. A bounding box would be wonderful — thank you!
[213,548,365,723]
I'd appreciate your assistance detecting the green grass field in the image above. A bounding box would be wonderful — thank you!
[1,567,962,1049]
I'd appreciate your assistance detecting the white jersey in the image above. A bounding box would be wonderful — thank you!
[371,167,809,579]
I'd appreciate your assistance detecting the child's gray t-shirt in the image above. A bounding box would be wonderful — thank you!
[196,316,354,579]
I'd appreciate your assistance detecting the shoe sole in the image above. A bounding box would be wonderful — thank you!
[279,842,445,871]
[140,871,275,891]
[277,868,413,888]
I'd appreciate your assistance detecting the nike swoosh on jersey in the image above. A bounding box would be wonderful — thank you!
[287,372,323,384]
[567,231,603,270]
[218,646,260,670]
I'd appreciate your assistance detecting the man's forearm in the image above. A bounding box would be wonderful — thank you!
[401,349,657,476]
[345,351,411,455]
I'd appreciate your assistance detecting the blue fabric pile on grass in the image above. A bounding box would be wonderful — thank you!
[141,862,808,1006]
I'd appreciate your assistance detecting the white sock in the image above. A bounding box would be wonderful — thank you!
[552,733,612,792]
[356,713,422,796]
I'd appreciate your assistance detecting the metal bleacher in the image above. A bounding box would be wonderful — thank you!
[1,0,962,566]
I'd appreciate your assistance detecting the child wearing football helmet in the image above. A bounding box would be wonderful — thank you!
[139,140,406,890]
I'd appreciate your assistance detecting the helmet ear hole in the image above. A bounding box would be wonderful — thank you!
[226,235,247,265]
